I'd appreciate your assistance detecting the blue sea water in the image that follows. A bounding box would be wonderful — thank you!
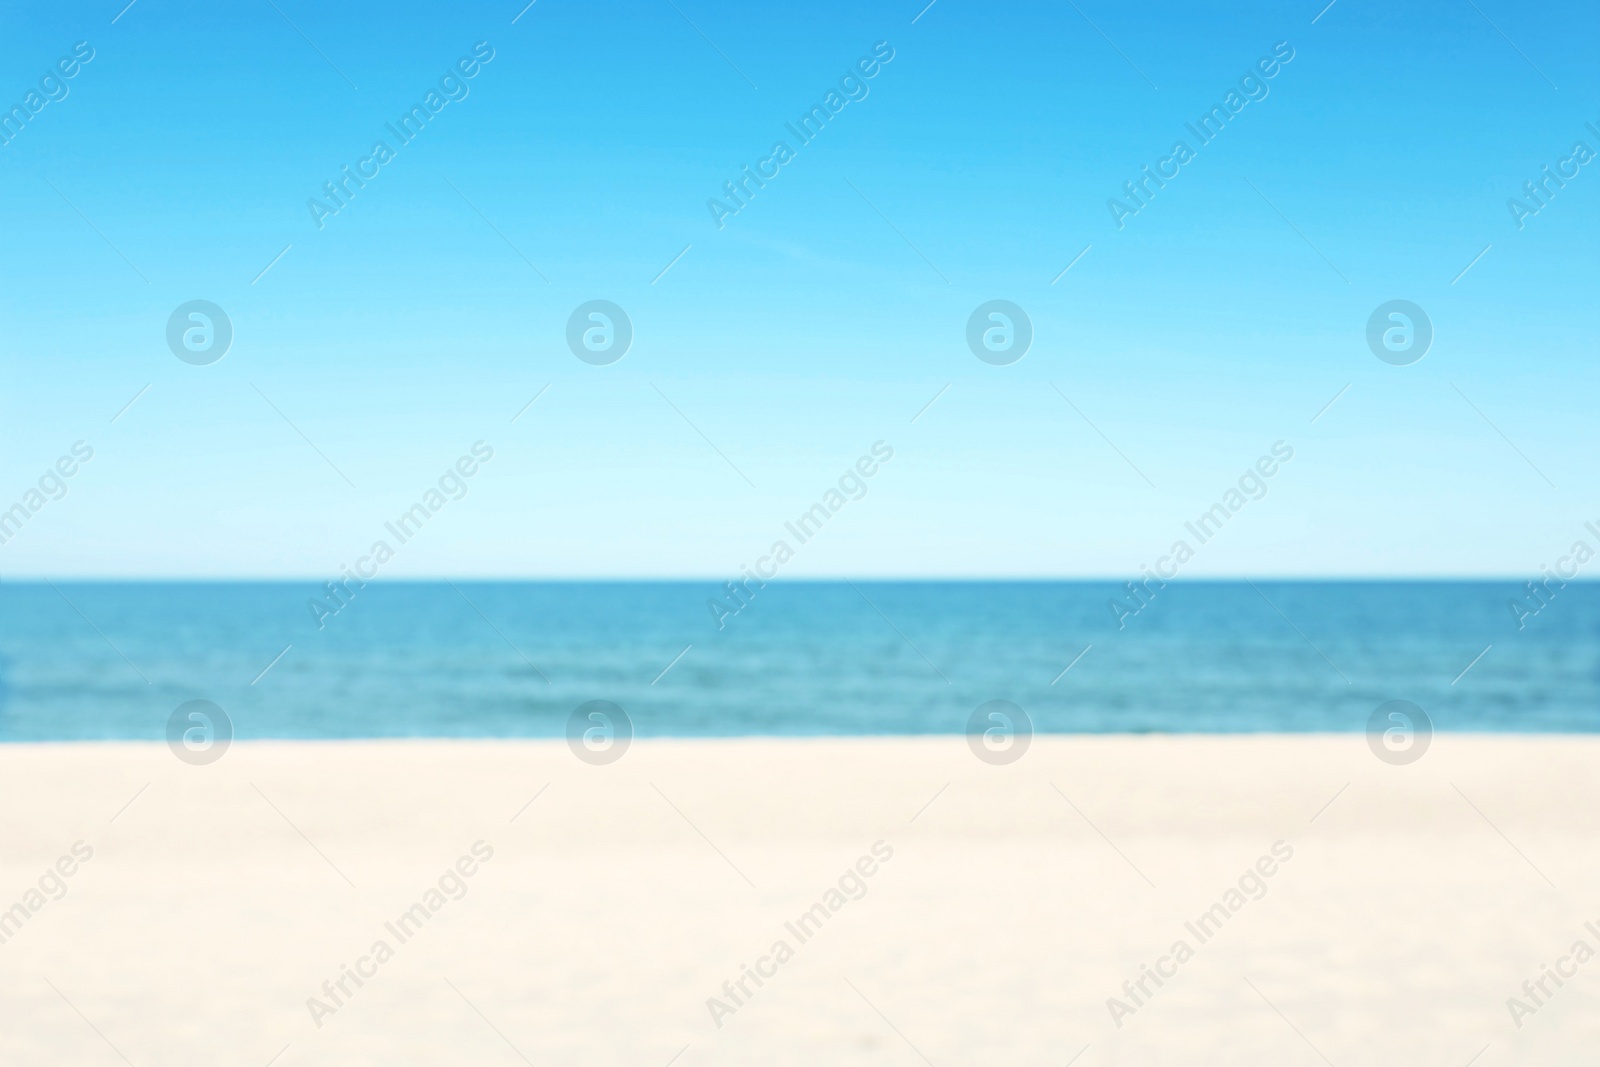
[0,581,1594,740]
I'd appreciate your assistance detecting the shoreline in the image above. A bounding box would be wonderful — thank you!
[5,727,1600,747]
[2,736,1593,1063]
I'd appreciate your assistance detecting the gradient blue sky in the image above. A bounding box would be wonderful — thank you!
[1,0,1595,577]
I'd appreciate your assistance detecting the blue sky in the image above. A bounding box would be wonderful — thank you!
[0,0,1595,577]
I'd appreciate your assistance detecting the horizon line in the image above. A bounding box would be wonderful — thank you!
[0,575,1579,584]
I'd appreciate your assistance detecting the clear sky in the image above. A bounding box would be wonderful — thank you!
[0,0,1595,578]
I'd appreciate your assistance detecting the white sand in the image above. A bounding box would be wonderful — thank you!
[0,736,1596,1066]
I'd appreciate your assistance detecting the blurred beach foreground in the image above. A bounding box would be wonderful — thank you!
[0,736,1595,1065]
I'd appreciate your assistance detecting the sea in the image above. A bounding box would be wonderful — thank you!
[0,580,1594,740]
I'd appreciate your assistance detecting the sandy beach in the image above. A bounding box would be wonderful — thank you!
[1,735,1595,1066]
